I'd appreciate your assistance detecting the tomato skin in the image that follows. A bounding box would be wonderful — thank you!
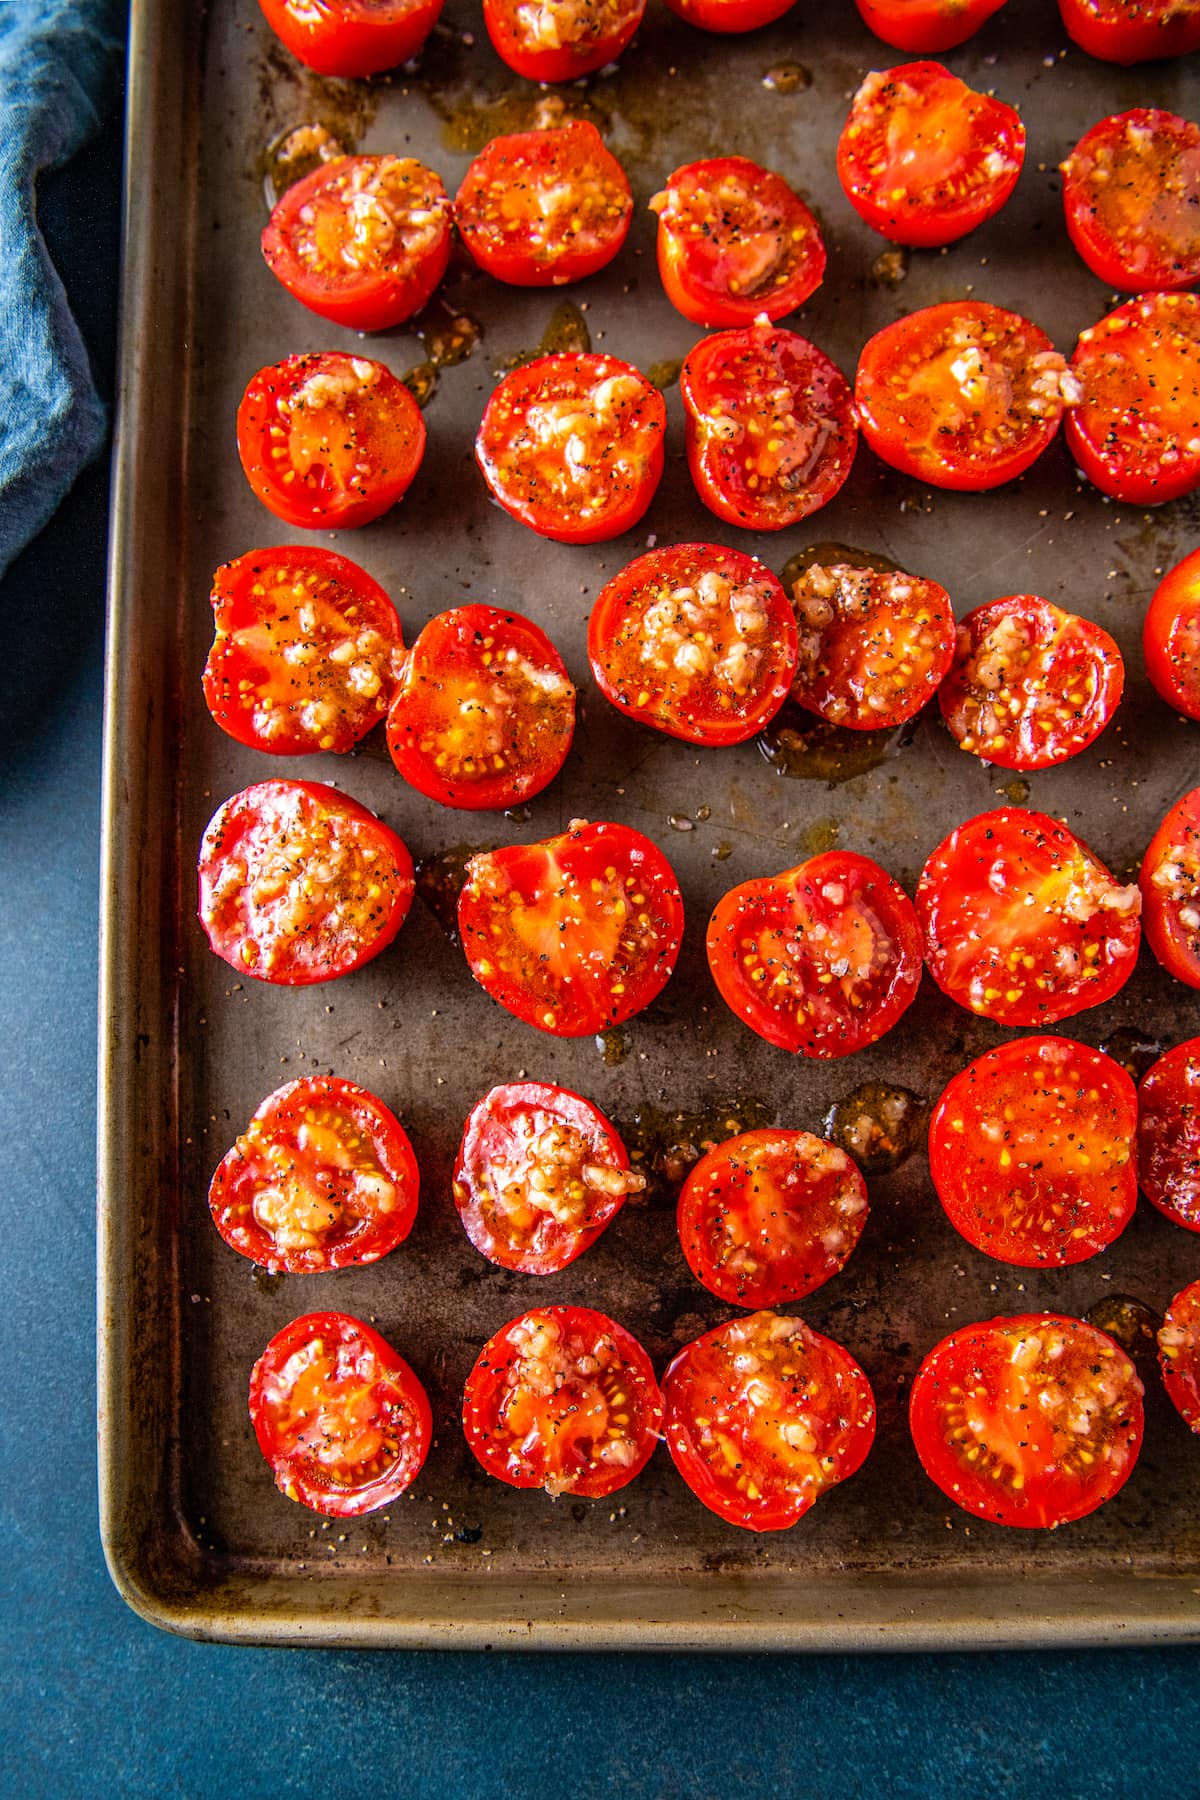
[909,1314,1144,1529]
[1066,293,1200,506]
[1159,1280,1200,1434]
[1061,111,1200,293]
[1057,0,1200,65]
[257,0,444,75]
[1138,1038,1200,1232]
[789,560,955,731]
[854,0,1007,53]
[455,123,632,288]
[1145,548,1200,721]
[660,0,795,28]
[1140,787,1200,989]
[482,0,645,82]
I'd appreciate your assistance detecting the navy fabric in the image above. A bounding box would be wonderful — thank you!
[0,0,123,578]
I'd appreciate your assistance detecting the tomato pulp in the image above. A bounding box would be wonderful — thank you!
[1061,110,1200,292]
[1057,0,1200,64]
[1066,292,1200,505]
[788,559,955,729]
[482,0,645,82]
[1140,787,1200,988]
[455,122,632,287]
[1159,1280,1200,1435]
[1144,547,1200,721]
[257,0,444,76]
[1138,1038,1200,1232]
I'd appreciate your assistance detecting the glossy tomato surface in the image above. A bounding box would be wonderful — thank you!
[1159,1280,1200,1433]
[1061,110,1200,292]
[209,1077,419,1273]
[706,850,923,1057]
[455,123,632,287]
[482,0,645,82]
[660,0,795,27]
[1144,546,1200,721]
[462,1306,662,1496]
[650,157,825,327]
[1138,1037,1200,1231]
[789,559,955,730]
[198,779,414,985]
[1067,293,1200,505]
[854,0,1007,52]
[663,1312,876,1531]
[458,819,684,1036]
[588,543,798,746]
[1140,787,1200,988]
[1057,0,1200,63]
[257,0,443,75]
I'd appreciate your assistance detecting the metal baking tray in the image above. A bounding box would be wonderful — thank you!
[99,0,1200,1647]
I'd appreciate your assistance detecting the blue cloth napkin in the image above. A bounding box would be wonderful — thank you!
[0,0,124,578]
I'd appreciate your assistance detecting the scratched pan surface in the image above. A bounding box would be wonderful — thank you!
[98,0,1200,1647]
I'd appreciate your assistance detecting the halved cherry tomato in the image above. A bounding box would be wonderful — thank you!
[482,0,645,83]
[209,1077,419,1274]
[916,808,1142,1027]
[681,322,858,531]
[706,850,923,1057]
[1061,111,1200,293]
[476,353,665,545]
[198,778,414,985]
[1138,1038,1200,1231]
[455,123,631,288]
[458,818,684,1037]
[1057,0,1200,64]
[453,1082,644,1273]
[237,351,425,530]
[386,605,575,810]
[1144,547,1200,721]
[677,1129,868,1307]
[938,594,1124,771]
[855,301,1079,491]
[909,1314,1144,1528]
[1159,1279,1200,1433]
[649,157,825,328]
[1140,787,1200,988]
[789,560,955,730]
[662,1311,876,1531]
[837,62,1024,249]
[249,1311,431,1516]
[660,0,795,28]
[257,0,444,76]
[854,0,1007,53]
[929,1037,1137,1268]
[462,1306,662,1496]
[588,543,798,746]
[1066,293,1200,505]
[202,546,405,756]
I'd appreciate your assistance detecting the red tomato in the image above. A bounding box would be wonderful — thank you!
[837,62,1024,249]
[659,0,795,28]
[1066,293,1200,505]
[455,123,631,287]
[237,351,425,530]
[482,0,645,82]
[677,1128,868,1307]
[855,301,1079,491]
[249,1311,431,1516]
[1061,111,1200,293]
[198,779,414,985]
[458,818,684,1036]
[662,1312,876,1531]
[587,543,798,746]
[476,353,665,545]
[1159,1279,1200,1434]
[1144,547,1200,721]
[788,559,955,730]
[929,1038,1138,1268]
[1138,1038,1200,1231]
[201,546,405,756]
[938,594,1124,771]
[917,808,1141,1027]
[1057,0,1200,64]
[386,605,575,810]
[453,1082,645,1273]
[909,1314,1144,1528]
[681,322,858,531]
[854,0,1007,53]
[257,0,443,75]
[462,1306,662,1496]
[706,850,923,1057]
[1140,787,1200,988]
[649,157,825,328]
[209,1077,419,1274]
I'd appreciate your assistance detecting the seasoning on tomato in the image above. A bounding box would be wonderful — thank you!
[209,1077,419,1274]
[455,122,632,287]
[257,0,444,76]
[1056,0,1200,64]
[1138,1038,1200,1232]
[855,301,1080,491]
[854,0,1007,53]
[788,560,955,730]
[837,62,1024,249]
[458,818,684,1036]
[1145,547,1200,722]
[1140,787,1200,989]
[588,543,797,746]
[649,157,825,328]
[916,808,1141,1027]
[707,850,923,1057]
[237,351,426,529]
[1061,110,1200,293]
[1159,1280,1200,1434]
[1066,293,1200,506]
[249,1311,431,1516]
[386,605,575,810]
[476,352,665,544]
[660,0,795,28]
[198,778,414,985]
[482,0,645,83]
[463,1306,662,1496]
[663,1312,876,1531]
[938,594,1124,771]
[681,321,858,531]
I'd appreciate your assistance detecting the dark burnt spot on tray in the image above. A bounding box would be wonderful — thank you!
[492,301,591,377]
[403,362,439,407]
[616,1097,774,1203]
[596,1026,628,1066]
[414,297,483,369]
[415,843,495,947]
[1099,1024,1164,1085]
[251,1267,285,1296]
[825,1083,927,1176]
[648,358,682,392]
[1085,1294,1163,1356]
[758,702,919,786]
[761,62,811,95]
[870,247,910,289]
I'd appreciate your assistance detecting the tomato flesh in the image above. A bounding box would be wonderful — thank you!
[789,560,955,730]
[1061,110,1200,293]
[1159,1280,1200,1435]
[455,122,632,287]
[1138,1037,1200,1232]
[1057,0,1200,64]
[482,0,645,82]
[257,0,444,76]
[1140,787,1200,989]
[1067,293,1200,506]
[854,0,1007,53]
[1144,547,1200,722]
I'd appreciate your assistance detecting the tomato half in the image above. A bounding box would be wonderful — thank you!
[1066,293,1200,505]
[198,778,414,985]
[1140,787,1200,988]
[662,1312,876,1531]
[257,0,444,75]
[681,323,858,531]
[854,0,1007,53]
[386,605,575,810]
[249,1311,431,1516]
[706,850,923,1057]
[837,62,1024,249]
[1159,1280,1200,1433]
[650,157,825,328]
[1061,111,1200,293]
[476,353,665,544]
[458,818,684,1036]
[938,594,1124,771]
[588,543,798,746]
[659,0,795,28]
[1138,1038,1200,1231]
[209,1077,419,1274]
[462,1306,662,1496]
[855,301,1079,491]
[789,559,955,730]
[455,123,632,288]
[916,808,1141,1027]
[1057,0,1200,64]
[1145,547,1200,721]
[909,1314,1144,1528]
[482,0,645,82]
[237,351,426,530]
